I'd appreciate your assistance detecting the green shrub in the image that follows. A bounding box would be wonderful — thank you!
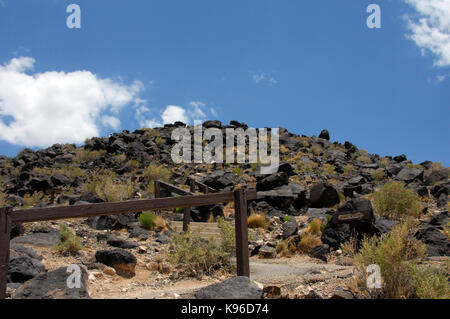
[320,163,335,175]
[296,160,318,174]
[356,155,372,164]
[283,215,291,222]
[371,168,385,181]
[372,181,422,219]
[410,266,450,299]
[343,164,355,175]
[217,217,236,255]
[379,157,390,168]
[54,224,83,256]
[167,217,235,277]
[23,192,46,206]
[84,170,134,202]
[232,167,242,174]
[352,221,449,299]
[75,149,106,163]
[310,145,322,156]
[138,212,157,230]
[144,163,171,193]
[155,137,165,146]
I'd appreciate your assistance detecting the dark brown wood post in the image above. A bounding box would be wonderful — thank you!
[182,207,191,232]
[233,189,250,277]
[154,180,161,199]
[0,207,12,299]
[189,178,196,193]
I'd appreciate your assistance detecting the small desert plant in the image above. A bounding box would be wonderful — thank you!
[340,236,359,256]
[356,155,372,164]
[409,266,450,299]
[248,213,269,229]
[75,149,106,163]
[280,145,290,155]
[320,163,335,175]
[297,232,322,254]
[54,224,83,256]
[217,216,236,255]
[371,169,385,182]
[372,181,422,219]
[23,192,46,206]
[310,145,322,156]
[84,170,134,202]
[430,162,443,171]
[379,157,390,168]
[343,164,355,175]
[308,219,322,235]
[138,212,157,230]
[233,167,242,174]
[283,215,291,222]
[167,218,235,277]
[112,154,127,166]
[126,159,140,169]
[155,137,165,146]
[144,163,171,193]
[296,160,318,174]
[352,221,449,299]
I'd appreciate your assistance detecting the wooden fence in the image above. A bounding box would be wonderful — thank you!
[0,186,256,299]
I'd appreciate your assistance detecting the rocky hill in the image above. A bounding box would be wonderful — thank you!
[1,120,449,299]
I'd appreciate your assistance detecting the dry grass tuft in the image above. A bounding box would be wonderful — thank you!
[248,213,269,229]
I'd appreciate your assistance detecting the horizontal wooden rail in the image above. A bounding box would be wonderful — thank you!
[155,180,193,196]
[10,190,256,224]
[188,177,217,194]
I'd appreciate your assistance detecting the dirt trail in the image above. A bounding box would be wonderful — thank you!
[139,256,354,299]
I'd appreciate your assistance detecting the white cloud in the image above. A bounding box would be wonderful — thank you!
[138,101,219,128]
[252,72,277,85]
[0,56,143,147]
[404,0,450,67]
[161,105,189,124]
[100,115,121,130]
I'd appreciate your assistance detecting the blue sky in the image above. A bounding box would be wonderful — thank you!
[0,0,449,165]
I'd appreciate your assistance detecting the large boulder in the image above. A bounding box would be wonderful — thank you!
[319,129,330,141]
[203,171,234,190]
[397,167,424,183]
[257,183,306,212]
[309,183,340,208]
[321,198,377,249]
[424,168,449,186]
[256,172,289,191]
[12,266,90,299]
[8,255,46,283]
[195,276,263,299]
[106,236,139,249]
[305,208,335,222]
[415,225,450,257]
[282,220,298,239]
[95,249,137,277]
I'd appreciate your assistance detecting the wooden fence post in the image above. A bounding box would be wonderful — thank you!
[0,207,12,299]
[154,180,160,199]
[183,207,191,232]
[233,189,250,277]
[189,178,195,193]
